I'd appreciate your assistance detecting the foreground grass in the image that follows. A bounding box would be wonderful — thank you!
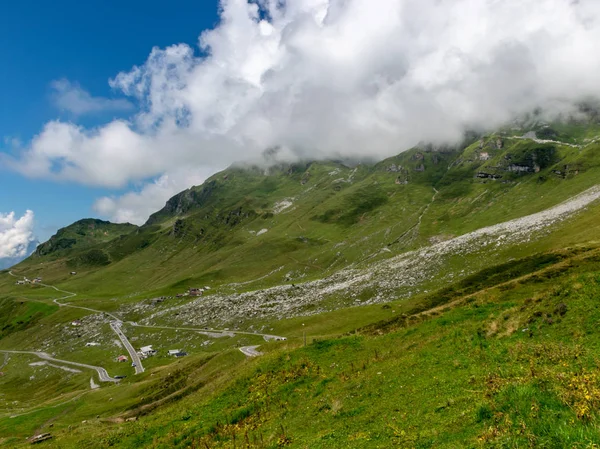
[7,246,600,448]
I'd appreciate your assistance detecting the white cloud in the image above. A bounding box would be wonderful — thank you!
[93,167,216,224]
[50,79,133,116]
[5,0,600,222]
[0,210,36,259]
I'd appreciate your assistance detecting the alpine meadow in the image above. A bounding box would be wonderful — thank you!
[4,1,600,448]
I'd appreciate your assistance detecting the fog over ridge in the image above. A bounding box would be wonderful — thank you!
[5,0,600,223]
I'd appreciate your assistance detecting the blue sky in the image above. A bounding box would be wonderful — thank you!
[0,0,218,241]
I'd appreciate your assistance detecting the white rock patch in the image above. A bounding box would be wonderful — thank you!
[273,199,294,214]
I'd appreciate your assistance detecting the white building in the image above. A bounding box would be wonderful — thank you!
[139,345,156,357]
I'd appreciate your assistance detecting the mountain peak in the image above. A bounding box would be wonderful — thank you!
[34,218,138,258]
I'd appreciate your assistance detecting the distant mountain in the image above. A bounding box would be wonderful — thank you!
[33,218,138,259]
[0,240,39,270]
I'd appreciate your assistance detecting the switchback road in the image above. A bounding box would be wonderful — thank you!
[0,350,119,383]
[239,346,262,357]
[7,271,141,375]
[6,271,278,373]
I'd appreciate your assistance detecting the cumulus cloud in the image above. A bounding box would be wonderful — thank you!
[50,79,133,116]
[4,0,600,221]
[0,210,36,259]
[93,167,217,224]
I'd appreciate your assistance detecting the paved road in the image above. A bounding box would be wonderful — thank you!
[239,346,262,357]
[8,270,139,374]
[39,280,121,322]
[0,350,119,383]
[110,322,144,374]
[7,271,278,368]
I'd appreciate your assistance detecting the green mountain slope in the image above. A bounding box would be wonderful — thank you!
[34,219,138,260]
[4,120,600,447]
[15,122,600,302]
[5,241,600,448]
[103,245,600,448]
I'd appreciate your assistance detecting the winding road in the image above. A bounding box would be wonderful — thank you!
[0,350,118,382]
[6,270,281,373]
[32,277,121,322]
[7,271,144,376]
[239,346,262,357]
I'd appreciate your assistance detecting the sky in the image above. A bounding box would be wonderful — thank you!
[0,0,219,253]
[2,0,600,262]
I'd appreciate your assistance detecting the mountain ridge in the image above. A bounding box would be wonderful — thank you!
[18,122,600,299]
[34,218,138,258]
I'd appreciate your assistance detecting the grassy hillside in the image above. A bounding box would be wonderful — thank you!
[0,296,57,340]
[3,121,600,446]
[14,124,600,304]
[33,219,138,262]
[4,242,600,447]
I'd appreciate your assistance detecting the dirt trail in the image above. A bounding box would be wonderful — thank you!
[0,353,9,371]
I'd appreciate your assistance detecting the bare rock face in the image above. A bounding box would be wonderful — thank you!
[301,171,311,185]
[171,219,186,238]
[147,180,218,225]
